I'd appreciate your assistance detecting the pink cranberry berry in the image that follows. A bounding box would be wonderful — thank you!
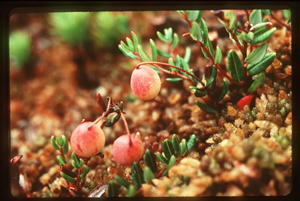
[70,121,105,158]
[111,134,144,166]
[130,65,161,100]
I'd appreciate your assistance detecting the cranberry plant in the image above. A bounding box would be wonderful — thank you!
[118,9,291,113]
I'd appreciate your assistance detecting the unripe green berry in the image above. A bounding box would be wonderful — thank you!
[130,65,161,100]
[112,134,144,166]
[70,121,105,158]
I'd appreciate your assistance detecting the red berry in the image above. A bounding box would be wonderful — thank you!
[130,65,161,100]
[111,134,144,166]
[237,94,254,111]
[70,121,105,158]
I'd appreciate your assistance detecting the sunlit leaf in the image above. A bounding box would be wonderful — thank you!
[125,185,136,197]
[187,134,196,152]
[143,167,155,183]
[157,49,171,58]
[214,46,222,64]
[157,31,169,43]
[190,21,202,42]
[250,9,262,25]
[62,135,69,154]
[126,37,134,52]
[262,9,272,16]
[227,50,244,82]
[150,39,157,61]
[179,139,187,156]
[184,47,191,63]
[80,165,89,178]
[163,155,176,175]
[137,45,151,61]
[196,100,217,114]
[51,136,60,150]
[250,27,276,44]
[247,52,276,76]
[131,31,138,52]
[60,172,77,184]
[217,79,229,102]
[245,43,268,65]
[172,135,180,157]
[166,77,182,82]
[200,18,209,46]
[118,44,138,59]
[56,155,66,166]
[172,33,179,49]
[248,73,266,92]
[283,10,291,19]
[187,10,200,21]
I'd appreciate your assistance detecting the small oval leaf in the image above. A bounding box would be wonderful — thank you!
[131,162,144,190]
[245,43,268,65]
[218,79,229,102]
[172,135,180,156]
[126,185,137,197]
[115,175,130,189]
[196,100,217,114]
[190,21,202,42]
[118,45,138,59]
[248,52,276,76]
[248,73,266,93]
[207,65,217,85]
[80,165,89,178]
[60,172,77,184]
[144,149,157,173]
[131,31,138,52]
[172,33,179,49]
[184,47,191,63]
[187,10,200,21]
[150,39,157,61]
[187,134,196,152]
[166,77,182,82]
[137,45,151,62]
[250,9,262,25]
[250,27,276,44]
[228,50,244,82]
[214,46,222,64]
[157,49,171,58]
[126,37,134,52]
[51,136,60,150]
[157,31,169,43]
[162,139,175,161]
[163,155,176,175]
[143,167,155,183]
[156,152,169,164]
[56,155,66,166]
[107,182,118,197]
[191,88,207,97]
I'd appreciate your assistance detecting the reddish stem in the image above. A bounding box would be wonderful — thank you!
[270,11,291,31]
[136,61,203,86]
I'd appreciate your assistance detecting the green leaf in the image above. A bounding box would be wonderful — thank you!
[71,152,83,169]
[172,33,179,49]
[190,88,207,97]
[168,58,178,72]
[248,73,266,92]
[250,9,262,25]
[196,100,217,114]
[227,50,244,82]
[56,136,64,146]
[195,11,203,23]
[251,22,272,36]
[214,46,222,64]
[118,45,138,59]
[247,52,276,76]
[238,31,247,42]
[163,155,176,175]
[190,22,202,42]
[62,135,69,155]
[137,45,151,62]
[162,139,175,161]
[157,49,171,58]
[200,18,209,47]
[115,175,130,189]
[126,37,134,52]
[245,43,268,65]
[262,9,272,16]
[217,79,229,102]
[157,31,169,43]
[60,172,77,184]
[165,28,173,42]
[207,65,217,85]
[250,27,276,44]
[51,136,60,150]
[187,10,200,21]
[156,152,169,164]
[175,55,182,68]
[143,167,155,183]
[166,77,182,82]
[131,162,144,190]
[131,31,138,52]
[187,134,196,152]
[229,16,236,30]
[144,149,157,173]
[246,32,254,42]
[80,165,89,178]
[126,185,136,197]
[149,39,157,61]
[207,39,214,57]
[282,10,291,19]
[179,139,187,156]
[107,181,118,197]
[172,135,180,157]
[56,155,66,166]
[184,47,191,63]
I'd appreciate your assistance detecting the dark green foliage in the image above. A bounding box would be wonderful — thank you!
[227,50,244,82]
[131,162,144,189]
[107,182,119,197]
[247,52,276,76]
[248,73,266,93]
[196,100,217,114]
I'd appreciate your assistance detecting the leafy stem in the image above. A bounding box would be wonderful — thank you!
[270,11,291,31]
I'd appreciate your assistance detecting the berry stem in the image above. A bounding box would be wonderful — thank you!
[270,11,291,31]
[136,61,203,86]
